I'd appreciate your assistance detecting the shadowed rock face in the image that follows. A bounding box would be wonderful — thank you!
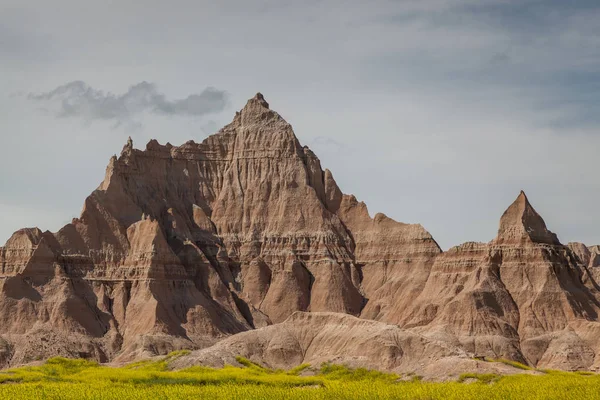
[1,93,599,372]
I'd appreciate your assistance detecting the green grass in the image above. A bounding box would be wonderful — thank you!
[0,354,599,399]
[458,373,501,384]
[492,358,534,371]
[575,371,595,376]
[287,363,311,376]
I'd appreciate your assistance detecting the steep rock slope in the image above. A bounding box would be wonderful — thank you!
[2,93,599,372]
[568,242,600,299]
[0,94,436,366]
[400,192,600,370]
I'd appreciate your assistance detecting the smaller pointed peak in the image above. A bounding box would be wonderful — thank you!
[120,136,134,157]
[146,139,162,151]
[496,191,560,245]
[517,190,530,201]
[6,227,44,247]
[513,190,530,207]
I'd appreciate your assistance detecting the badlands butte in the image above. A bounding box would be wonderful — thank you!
[1,93,600,378]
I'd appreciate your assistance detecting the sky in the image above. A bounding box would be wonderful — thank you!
[1,0,600,250]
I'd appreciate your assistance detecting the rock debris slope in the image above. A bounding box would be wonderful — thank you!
[170,312,532,380]
[1,94,599,372]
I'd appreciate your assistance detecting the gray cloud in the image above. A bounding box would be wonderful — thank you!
[309,136,346,152]
[200,120,219,136]
[3,0,600,250]
[488,52,511,66]
[26,81,229,123]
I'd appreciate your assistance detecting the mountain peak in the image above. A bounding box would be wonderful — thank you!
[233,92,276,126]
[495,191,560,245]
[242,92,270,111]
[252,92,269,108]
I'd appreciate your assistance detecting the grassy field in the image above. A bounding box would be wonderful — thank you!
[0,353,598,399]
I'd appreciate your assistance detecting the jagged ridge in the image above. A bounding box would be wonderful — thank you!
[1,94,599,372]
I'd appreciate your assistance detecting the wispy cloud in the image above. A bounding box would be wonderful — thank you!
[3,0,600,248]
[26,81,229,125]
[309,136,347,152]
[341,1,600,132]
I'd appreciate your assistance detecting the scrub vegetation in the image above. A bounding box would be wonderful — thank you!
[0,354,597,399]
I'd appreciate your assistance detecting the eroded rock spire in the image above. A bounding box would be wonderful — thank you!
[495,191,560,245]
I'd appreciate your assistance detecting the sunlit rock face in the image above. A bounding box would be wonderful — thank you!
[399,191,600,371]
[1,94,599,372]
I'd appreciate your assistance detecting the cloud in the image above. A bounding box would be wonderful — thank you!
[3,0,600,249]
[309,136,347,152]
[488,52,511,66]
[200,120,219,136]
[26,81,229,124]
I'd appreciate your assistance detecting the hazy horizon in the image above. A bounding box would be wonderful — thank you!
[2,0,600,250]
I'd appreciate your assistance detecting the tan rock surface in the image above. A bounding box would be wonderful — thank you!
[170,311,532,380]
[2,93,600,374]
[0,94,373,366]
[396,192,600,371]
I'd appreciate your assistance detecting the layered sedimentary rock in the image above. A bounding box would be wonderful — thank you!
[2,93,600,372]
[0,93,435,367]
[569,242,600,298]
[399,192,600,371]
[170,312,537,380]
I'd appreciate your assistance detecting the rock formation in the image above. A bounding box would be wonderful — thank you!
[569,242,600,298]
[1,93,599,372]
[170,312,537,380]
[398,192,600,371]
[0,93,435,367]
